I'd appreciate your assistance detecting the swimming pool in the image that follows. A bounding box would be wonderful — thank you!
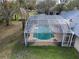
[33,26,54,40]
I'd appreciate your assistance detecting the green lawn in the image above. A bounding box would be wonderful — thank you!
[10,44,79,59]
[0,32,78,59]
[0,24,78,59]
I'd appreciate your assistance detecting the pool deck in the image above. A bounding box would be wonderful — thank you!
[27,24,57,46]
[28,33,57,46]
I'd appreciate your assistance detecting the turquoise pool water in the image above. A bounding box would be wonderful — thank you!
[33,26,54,40]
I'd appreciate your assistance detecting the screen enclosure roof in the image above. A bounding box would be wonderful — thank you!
[24,14,71,34]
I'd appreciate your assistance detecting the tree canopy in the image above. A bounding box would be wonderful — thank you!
[65,0,79,10]
[0,1,19,25]
[36,0,56,13]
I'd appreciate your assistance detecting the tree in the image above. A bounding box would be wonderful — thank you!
[65,0,79,10]
[0,0,18,26]
[36,0,56,14]
[53,4,67,14]
[18,0,36,10]
[26,0,36,10]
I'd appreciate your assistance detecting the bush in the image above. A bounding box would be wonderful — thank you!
[0,19,4,23]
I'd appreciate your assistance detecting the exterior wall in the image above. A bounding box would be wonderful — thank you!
[54,33,63,42]
[36,0,67,4]
[53,24,63,42]
[74,37,79,52]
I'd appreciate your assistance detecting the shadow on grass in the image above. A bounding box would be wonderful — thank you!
[10,41,79,59]
[0,30,24,52]
[0,29,78,59]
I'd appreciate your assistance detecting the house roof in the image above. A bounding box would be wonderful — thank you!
[60,10,79,37]
[60,10,79,20]
[36,0,69,4]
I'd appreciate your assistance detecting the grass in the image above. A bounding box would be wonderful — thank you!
[0,31,78,59]
[11,45,79,59]
[0,22,79,59]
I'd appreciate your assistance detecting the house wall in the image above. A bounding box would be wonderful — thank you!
[74,37,79,52]
[54,33,63,42]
